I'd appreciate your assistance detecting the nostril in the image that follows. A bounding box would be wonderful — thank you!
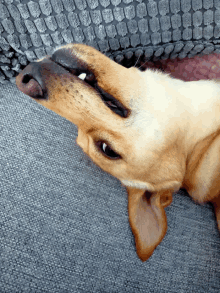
[22,74,33,84]
[16,72,45,99]
[16,61,49,99]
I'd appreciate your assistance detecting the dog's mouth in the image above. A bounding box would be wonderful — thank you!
[16,49,130,118]
[51,51,130,118]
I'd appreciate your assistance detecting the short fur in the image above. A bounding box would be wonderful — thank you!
[16,44,220,261]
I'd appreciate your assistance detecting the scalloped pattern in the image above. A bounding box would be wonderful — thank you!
[1,0,220,83]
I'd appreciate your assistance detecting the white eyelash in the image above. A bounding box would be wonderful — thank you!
[78,73,86,80]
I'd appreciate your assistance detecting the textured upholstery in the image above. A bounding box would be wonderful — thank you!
[1,0,220,83]
[1,1,220,292]
[0,83,220,292]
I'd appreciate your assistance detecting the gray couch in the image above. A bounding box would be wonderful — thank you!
[0,0,220,292]
[1,76,220,293]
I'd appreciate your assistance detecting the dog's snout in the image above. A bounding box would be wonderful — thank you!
[18,72,44,99]
[22,73,34,84]
[16,62,47,99]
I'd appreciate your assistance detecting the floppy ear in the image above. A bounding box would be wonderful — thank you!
[127,187,172,261]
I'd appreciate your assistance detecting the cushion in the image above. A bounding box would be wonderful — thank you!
[1,0,220,291]
[1,0,220,83]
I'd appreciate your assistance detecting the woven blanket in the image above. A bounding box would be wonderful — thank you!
[1,1,220,291]
[1,0,220,84]
[1,82,220,292]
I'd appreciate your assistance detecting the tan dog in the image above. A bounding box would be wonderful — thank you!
[16,44,220,261]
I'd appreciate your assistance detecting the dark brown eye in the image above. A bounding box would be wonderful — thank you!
[97,142,121,159]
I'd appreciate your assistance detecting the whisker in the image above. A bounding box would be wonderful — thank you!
[138,61,148,71]
[134,53,142,68]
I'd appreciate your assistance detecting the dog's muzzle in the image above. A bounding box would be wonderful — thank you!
[16,56,74,99]
[16,48,95,100]
[16,48,130,118]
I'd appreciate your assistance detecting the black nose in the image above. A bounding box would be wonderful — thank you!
[16,61,49,99]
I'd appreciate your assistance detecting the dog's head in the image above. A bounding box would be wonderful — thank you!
[16,44,185,261]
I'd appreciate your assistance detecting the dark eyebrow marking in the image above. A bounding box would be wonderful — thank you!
[87,127,96,134]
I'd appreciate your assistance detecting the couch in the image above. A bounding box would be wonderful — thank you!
[0,0,220,292]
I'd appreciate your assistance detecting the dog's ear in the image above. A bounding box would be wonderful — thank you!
[126,187,172,261]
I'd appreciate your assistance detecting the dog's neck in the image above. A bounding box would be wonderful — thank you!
[139,69,220,155]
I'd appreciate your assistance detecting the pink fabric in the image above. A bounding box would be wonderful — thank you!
[142,54,220,81]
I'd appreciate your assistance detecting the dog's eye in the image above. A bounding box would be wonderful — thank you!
[97,142,121,159]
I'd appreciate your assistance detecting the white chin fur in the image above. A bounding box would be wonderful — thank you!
[121,179,155,190]
[121,179,181,192]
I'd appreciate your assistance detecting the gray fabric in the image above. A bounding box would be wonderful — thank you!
[0,83,220,292]
[1,0,220,84]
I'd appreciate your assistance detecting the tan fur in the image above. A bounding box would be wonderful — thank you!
[16,44,220,261]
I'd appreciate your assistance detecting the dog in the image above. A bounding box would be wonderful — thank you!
[16,43,220,261]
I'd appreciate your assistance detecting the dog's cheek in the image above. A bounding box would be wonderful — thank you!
[76,130,89,154]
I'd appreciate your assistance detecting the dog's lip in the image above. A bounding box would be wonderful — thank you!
[48,55,74,75]
[49,56,92,82]
[51,56,130,118]
[48,57,76,74]
[50,54,130,118]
